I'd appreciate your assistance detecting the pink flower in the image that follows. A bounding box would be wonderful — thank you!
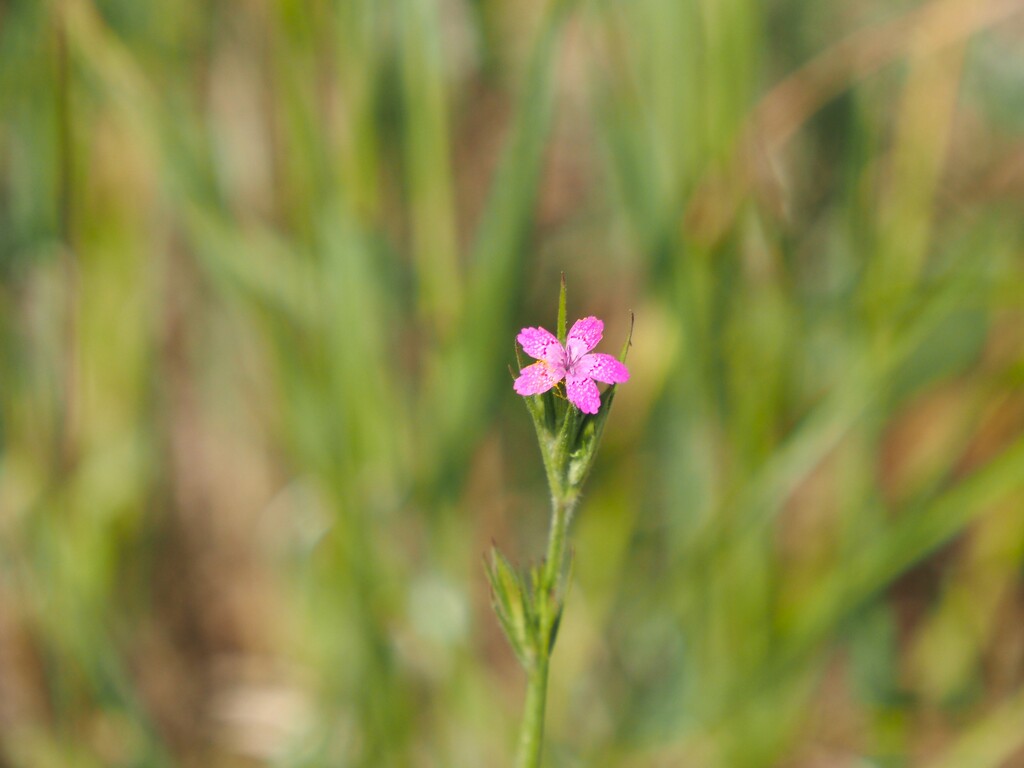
[513,316,630,415]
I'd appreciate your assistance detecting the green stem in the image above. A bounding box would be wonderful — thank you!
[515,654,550,768]
[543,494,575,595]
[515,493,576,768]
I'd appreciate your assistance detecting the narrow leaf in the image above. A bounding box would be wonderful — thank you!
[619,310,635,362]
[557,271,567,345]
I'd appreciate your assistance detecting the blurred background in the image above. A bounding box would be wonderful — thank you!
[2,0,1024,766]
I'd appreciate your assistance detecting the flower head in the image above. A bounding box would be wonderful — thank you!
[513,316,630,414]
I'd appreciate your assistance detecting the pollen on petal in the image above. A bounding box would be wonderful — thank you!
[566,374,601,414]
[578,353,630,384]
[566,316,604,359]
[517,326,564,364]
[514,361,564,396]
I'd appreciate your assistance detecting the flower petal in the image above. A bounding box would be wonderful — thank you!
[566,373,601,414]
[566,316,603,359]
[578,353,630,384]
[517,326,564,364]
[513,361,564,396]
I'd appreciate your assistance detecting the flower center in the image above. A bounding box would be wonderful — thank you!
[564,347,580,373]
